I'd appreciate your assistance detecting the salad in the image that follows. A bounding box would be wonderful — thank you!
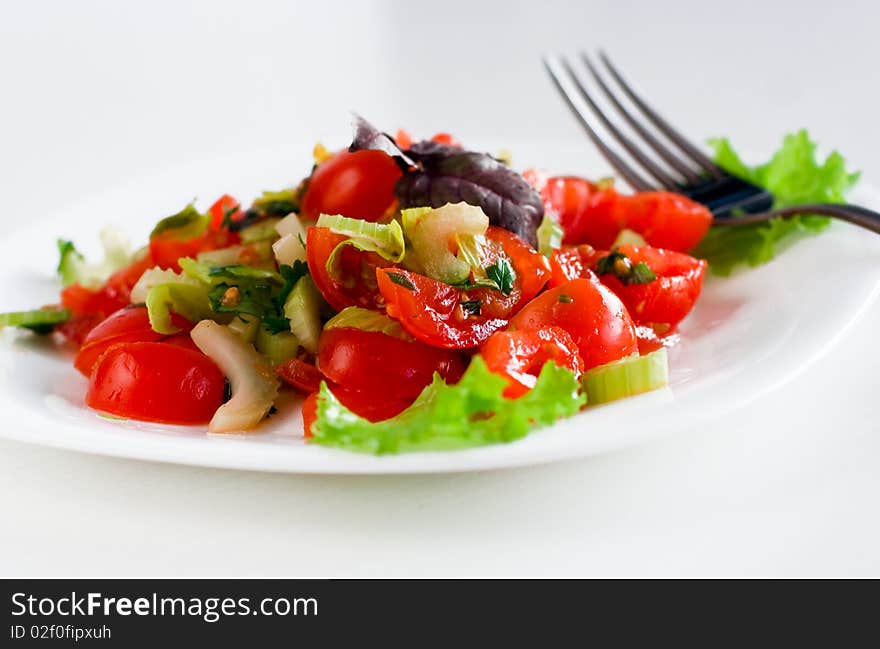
[0,119,858,454]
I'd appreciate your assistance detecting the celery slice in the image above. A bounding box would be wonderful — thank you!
[401,203,488,284]
[582,348,668,405]
[255,327,300,366]
[324,307,408,339]
[317,213,405,263]
[612,228,647,248]
[283,276,322,354]
[536,212,563,257]
[146,283,214,334]
[0,308,70,333]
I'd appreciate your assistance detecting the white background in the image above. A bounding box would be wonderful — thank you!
[1,0,878,577]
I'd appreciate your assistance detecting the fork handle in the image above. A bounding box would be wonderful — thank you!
[712,203,880,236]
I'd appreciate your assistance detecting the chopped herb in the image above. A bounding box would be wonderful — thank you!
[558,294,573,303]
[220,204,240,229]
[262,315,291,335]
[460,299,482,316]
[208,282,275,318]
[629,262,657,285]
[387,272,416,291]
[595,250,656,285]
[485,258,515,295]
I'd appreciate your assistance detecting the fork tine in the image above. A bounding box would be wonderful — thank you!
[559,57,683,190]
[598,51,724,179]
[579,52,703,185]
[543,56,653,192]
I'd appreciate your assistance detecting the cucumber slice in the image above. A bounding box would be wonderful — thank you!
[582,348,668,405]
[0,308,70,334]
[283,276,322,354]
[255,327,300,366]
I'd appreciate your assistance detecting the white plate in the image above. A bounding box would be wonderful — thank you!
[1,140,878,474]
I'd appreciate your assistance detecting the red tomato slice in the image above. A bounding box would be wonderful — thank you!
[86,341,225,424]
[528,172,712,252]
[481,326,584,398]
[306,226,394,311]
[300,149,402,222]
[58,253,158,344]
[277,357,324,394]
[377,268,509,349]
[596,245,707,328]
[616,192,712,252]
[485,226,551,311]
[510,278,638,370]
[548,245,603,287]
[317,327,465,399]
[74,306,192,376]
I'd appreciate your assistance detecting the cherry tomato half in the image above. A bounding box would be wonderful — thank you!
[510,278,638,370]
[86,341,225,424]
[306,226,394,311]
[74,306,192,376]
[596,245,707,328]
[377,268,509,349]
[317,327,465,399]
[528,173,712,252]
[481,326,584,398]
[300,149,402,222]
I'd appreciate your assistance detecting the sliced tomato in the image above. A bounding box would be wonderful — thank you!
[528,172,712,252]
[510,278,638,370]
[86,341,225,424]
[300,149,402,222]
[595,245,707,328]
[73,306,192,376]
[208,194,243,230]
[616,192,712,252]
[306,226,394,311]
[58,253,158,344]
[149,228,238,272]
[548,245,603,287]
[317,327,465,399]
[377,268,509,349]
[277,357,324,394]
[485,226,551,311]
[481,326,584,398]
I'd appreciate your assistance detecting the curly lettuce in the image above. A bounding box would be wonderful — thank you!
[694,130,860,275]
[311,356,585,454]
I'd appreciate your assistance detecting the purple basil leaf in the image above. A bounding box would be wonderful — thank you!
[397,141,544,248]
[349,116,545,248]
[349,114,416,169]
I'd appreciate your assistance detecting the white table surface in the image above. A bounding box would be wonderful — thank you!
[1,0,878,578]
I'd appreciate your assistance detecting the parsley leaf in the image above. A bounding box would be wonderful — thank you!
[485,258,515,295]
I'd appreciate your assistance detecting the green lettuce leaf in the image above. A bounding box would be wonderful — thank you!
[311,356,586,454]
[694,130,860,275]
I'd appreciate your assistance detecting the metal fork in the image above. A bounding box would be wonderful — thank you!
[543,52,880,235]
